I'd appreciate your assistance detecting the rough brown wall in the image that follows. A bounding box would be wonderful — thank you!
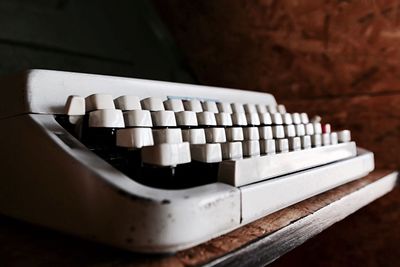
[154,0,400,169]
[153,1,400,266]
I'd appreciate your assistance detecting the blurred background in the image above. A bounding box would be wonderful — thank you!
[0,0,398,266]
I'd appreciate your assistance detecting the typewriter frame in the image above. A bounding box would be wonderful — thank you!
[0,70,374,252]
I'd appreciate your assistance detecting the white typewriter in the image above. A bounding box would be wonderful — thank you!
[0,69,374,253]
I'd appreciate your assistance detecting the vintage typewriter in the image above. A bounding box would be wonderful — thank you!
[0,69,374,253]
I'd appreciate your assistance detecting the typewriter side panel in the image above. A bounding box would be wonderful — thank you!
[0,71,31,118]
[0,114,241,253]
[0,69,277,118]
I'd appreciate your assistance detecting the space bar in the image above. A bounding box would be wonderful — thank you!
[217,142,357,187]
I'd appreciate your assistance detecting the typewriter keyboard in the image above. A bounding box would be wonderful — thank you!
[57,94,354,189]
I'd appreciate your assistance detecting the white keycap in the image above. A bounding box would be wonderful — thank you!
[142,142,191,166]
[243,140,260,157]
[191,143,222,163]
[116,128,154,149]
[282,113,293,125]
[313,122,323,134]
[311,115,322,123]
[301,135,312,149]
[330,132,339,144]
[259,126,273,140]
[322,133,331,146]
[86,94,115,111]
[231,103,245,113]
[151,110,176,127]
[292,113,301,124]
[182,129,206,144]
[88,109,124,128]
[226,127,244,141]
[197,111,217,126]
[323,123,332,134]
[141,97,165,111]
[152,128,183,144]
[202,101,219,113]
[271,113,283,125]
[124,110,152,127]
[65,95,85,115]
[300,113,309,124]
[68,115,83,125]
[114,95,141,111]
[272,125,285,138]
[244,104,257,114]
[277,104,286,114]
[183,99,203,112]
[205,128,226,143]
[305,123,315,135]
[221,142,243,160]
[246,113,261,125]
[164,99,184,112]
[231,113,247,126]
[243,127,260,140]
[175,111,198,126]
[276,139,289,153]
[215,113,233,126]
[284,125,296,137]
[338,130,351,143]
[259,113,272,125]
[267,105,278,113]
[256,104,268,114]
[295,124,306,136]
[311,134,322,147]
[289,137,301,151]
[217,102,233,113]
[260,139,276,155]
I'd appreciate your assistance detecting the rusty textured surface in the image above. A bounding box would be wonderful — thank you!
[154,0,400,99]
[154,0,400,170]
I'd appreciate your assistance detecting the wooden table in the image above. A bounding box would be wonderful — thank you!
[0,170,397,266]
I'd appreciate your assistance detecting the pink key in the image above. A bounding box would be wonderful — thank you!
[323,123,332,133]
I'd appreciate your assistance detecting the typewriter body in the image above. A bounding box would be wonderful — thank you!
[0,69,374,253]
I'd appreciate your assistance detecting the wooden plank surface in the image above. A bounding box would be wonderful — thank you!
[204,171,398,267]
[271,175,400,267]
[0,170,396,266]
